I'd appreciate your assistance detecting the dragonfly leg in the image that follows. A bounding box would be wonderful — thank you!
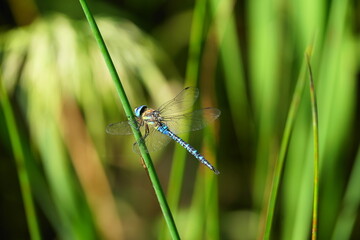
[144,124,150,139]
[139,156,147,169]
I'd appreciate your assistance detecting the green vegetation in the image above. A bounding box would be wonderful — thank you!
[0,0,358,239]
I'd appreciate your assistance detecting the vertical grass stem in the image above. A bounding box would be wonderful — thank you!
[263,50,310,239]
[306,54,319,240]
[0,81,41,240]
[78,1,180,239]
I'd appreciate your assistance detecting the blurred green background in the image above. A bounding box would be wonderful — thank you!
[0,0,359,239]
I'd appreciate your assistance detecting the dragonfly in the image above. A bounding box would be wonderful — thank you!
[106,87,221,174]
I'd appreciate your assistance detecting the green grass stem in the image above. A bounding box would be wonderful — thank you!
[78,1,180,239]
[165,0,206,211]
[248,0,282,207]
[307,54,319,240]
[263,49,311,239]
[210,0,249,136]
[160,0,207,238]
[0,80,41,240]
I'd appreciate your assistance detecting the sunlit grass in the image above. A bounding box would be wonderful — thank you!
[1,12,180,239]
[262,52,309,239]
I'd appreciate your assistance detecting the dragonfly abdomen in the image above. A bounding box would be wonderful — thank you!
[156,125,220,175]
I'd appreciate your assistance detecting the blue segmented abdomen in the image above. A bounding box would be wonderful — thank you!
[156,125,220,175]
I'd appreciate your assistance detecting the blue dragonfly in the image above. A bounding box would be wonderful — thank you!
[106,87,221,174]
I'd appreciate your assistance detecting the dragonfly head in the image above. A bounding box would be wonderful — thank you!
[134,105,148,117]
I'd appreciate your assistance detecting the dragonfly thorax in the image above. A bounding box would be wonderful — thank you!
[142,109,163,126]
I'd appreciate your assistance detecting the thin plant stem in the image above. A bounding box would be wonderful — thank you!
[307,53,319,240]
[166,0,206,212]
[167,0,206,202]
[0,81,41,240]
[263,48,311,239]
[78,1,180,239]
[160,0,206,238]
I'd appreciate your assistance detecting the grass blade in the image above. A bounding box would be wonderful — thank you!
[78,0,180,239]
[262,49,311,239]
[161,0,208,238]
[165,0,207,213]
[307,54,319,240]
[210,0,249,137]
[0,79,41,240]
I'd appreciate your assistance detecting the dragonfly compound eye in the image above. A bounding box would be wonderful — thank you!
[134,105,147,117]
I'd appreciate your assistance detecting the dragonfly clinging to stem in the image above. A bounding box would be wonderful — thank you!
[106,87,221,174]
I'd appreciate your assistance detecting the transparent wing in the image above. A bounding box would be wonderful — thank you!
[162,107,221,134]
[133,128,172,154]
[157,87,199,116]
[106,121,134,135]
